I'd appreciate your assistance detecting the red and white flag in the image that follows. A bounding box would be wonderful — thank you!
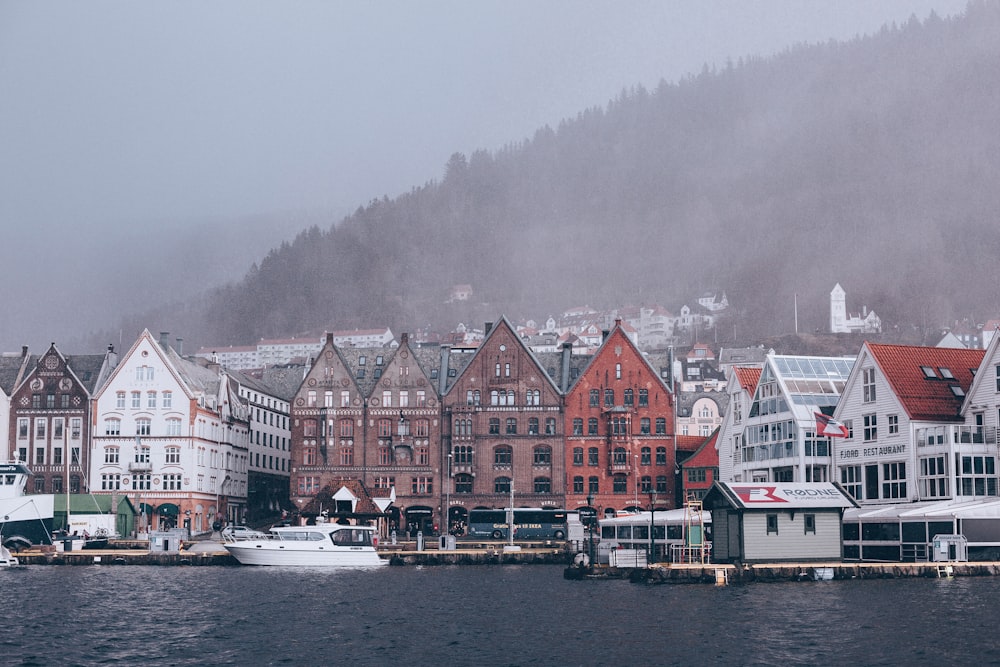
[815,412,849,438]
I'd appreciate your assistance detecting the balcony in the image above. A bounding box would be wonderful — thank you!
[128,461,152,473]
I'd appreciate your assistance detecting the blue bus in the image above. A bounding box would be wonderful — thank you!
[467,508,568,540]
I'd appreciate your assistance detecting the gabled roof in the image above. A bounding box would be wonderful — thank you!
[866,343,984,422]
[676,435,705,453]
[0,351,30,395]
[733,366,762,391]
[680,428,720,469]
[705,482,859,510]
[300,480,384,516]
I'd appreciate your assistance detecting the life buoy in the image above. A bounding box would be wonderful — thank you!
[372,535,379,547]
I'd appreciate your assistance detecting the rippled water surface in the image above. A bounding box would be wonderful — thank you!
[4,564,1000,666]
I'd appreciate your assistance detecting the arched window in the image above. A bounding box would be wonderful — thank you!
[533,446,552,466]
[339,419,354,437]
[534,477,551,494]
[624,388,634,406]
[573,476,584,493]
[613,447,628,465]
[136,418,151,436]
[640,475,652,493]
[572,418,583,435]
[454,445,473,465]
[494,476,511,494]
[303,419,318,437]
[378,419,392,437]
[656,447,667,465]
[166,418,182,436]
[641,447,651,465]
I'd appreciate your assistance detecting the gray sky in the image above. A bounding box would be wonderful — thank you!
[0,0,969,351]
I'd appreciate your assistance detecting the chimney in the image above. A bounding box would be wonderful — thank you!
[325,332,334,345]
[401,332,409,345]
[159,331,170,348]
[602,329,610,342]
[484,322,493,336]
[176,337,184,355]
[21,345,28,358]
[560,342,573,392]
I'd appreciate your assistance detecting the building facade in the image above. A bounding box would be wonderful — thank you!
[728,354,854,484]
[8,344,116,495]
[442,318,565,528]
[90,330,250,534]
[563,322,676,517]
[833,343,986,505]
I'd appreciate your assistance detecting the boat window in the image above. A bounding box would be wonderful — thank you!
[331,529,372,546]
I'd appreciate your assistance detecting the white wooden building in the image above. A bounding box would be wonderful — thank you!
[704,481,858,563]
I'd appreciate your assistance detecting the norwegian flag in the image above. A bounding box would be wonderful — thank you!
[815,412,849,438]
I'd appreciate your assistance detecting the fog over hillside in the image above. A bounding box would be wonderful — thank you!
[115,3,1000,352]
[1,1,982,353]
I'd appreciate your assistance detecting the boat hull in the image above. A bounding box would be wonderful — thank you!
[224,542,384,567]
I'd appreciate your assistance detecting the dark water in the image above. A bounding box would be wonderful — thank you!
[4,564,1000,666]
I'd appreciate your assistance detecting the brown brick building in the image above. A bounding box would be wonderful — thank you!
[8,343,117,495]
[563,321,676,517]
[289,333,447,535]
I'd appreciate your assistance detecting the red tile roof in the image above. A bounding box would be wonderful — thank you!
[733,367,761,391]
[867,343,985,422]
[681,429,719,468]
[676,435,705,453]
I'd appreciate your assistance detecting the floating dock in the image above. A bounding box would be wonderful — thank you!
[566,560,1000,583]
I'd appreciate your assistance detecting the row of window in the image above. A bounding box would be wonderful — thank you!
[105,418,184,437]
[486,417,557,435]
[570,416,667,435]
[302,418,431,438]
[309,389,430,408]
[29,393,75,409]
[18,445,80,466]
[99,472,231,494]
[571,474,668,494]
[104,446,181,464]
[571,446,669,467]
[115,390,173,410]
[17,417,82,441]
[32,475,82,494]
[588,388,651,408]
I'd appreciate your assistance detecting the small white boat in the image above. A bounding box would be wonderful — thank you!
[224,523,385,567]
[0,544,18,567]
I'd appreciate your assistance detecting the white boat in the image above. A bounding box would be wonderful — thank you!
[0,544,18,567]
[224,522,385,567]
[1,462,55,551]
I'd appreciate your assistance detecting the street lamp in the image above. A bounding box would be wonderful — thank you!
[586,492,595,567]
[445,452,452,535]
[648,491,657,563]
[634,455,639,510]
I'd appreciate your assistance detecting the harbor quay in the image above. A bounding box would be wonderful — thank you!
[15,538,1000,583]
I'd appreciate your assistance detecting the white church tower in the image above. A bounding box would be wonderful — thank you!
[830,283,848,333]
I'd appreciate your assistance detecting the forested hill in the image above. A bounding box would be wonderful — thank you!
[128,2,1000,349]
